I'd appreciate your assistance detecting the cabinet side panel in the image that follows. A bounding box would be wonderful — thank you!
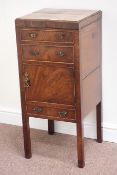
[81,68,101,117]
[79,18,102,79]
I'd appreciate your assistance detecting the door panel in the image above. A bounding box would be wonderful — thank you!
[23,64,75,105]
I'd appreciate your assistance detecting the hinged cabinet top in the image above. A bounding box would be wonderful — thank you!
[15,8,102,29]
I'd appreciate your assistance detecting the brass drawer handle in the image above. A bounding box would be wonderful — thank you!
[32,107,43,113]
[29,33,37,38]
[30,50,39,56]
[60,33,65,40]
[24,72,31,88]
[57,51,65,57]
[58,111,67,117]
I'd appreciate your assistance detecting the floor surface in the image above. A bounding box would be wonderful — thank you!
[0,123,117,175]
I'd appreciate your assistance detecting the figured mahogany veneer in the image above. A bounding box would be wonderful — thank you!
[23,64,75,105]
[27,104,76,122]
[15,8,102,168]
[21,29,74,43]
[22,45,74,63]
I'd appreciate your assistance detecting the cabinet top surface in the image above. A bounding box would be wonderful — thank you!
[19,8,100,22]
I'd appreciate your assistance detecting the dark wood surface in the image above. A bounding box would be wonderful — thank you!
[21,29,74,43]
[15,9,101,29]
[22,44,74,63]
[26,104,76,122]
[22,117,32,159]
[96,102,103,143]
[80,19,101,79]
[48,120,54,135]
[81,67,101,117]
[15,9,102,168]
[23,64,75,105]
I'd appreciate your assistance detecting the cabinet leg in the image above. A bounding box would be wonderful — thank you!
[22,117,32,159]
[77,122,85,168]
[48,120,54,135]
[96,102,103,143]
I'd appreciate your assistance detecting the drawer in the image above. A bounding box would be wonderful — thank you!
[21,29,74,43]
[27,104,76,121]
[22,45,74,63]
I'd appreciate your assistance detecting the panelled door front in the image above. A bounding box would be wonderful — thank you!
[23,64,75,106]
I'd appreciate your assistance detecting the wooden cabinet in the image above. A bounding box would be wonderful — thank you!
[15,9,102,168]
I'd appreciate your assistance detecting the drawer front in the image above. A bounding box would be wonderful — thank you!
[22,45,74,63]
[21,29,74,43]
[23,64,75,105]
[27,104,76,121]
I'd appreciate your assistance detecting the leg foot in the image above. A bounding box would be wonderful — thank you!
[25,154,32,159]
[78,160,85,168]
[77,122,85,168]
[22,117,32,158]
[48,120,54,135]
[96,102,103,143]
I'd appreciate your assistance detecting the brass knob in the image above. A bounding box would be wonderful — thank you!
[58,111,67,117]
[60,33,65,40]
[57,51,65,57]
[29,33,37,38]
[32,107,43,113]
[24,72,31,88]
[30,50,39,56]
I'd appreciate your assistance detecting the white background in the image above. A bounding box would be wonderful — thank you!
[0,0,117,142]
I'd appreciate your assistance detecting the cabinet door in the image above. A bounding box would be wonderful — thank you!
[23,64,75,105]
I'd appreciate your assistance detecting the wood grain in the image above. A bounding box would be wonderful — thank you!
[22,44,74,63]
[96,102,103,143]
[27,104,76,122]
[80,19,101,79]
[15,26,32,159]
[21,29,73,43]
[48,120,54,135]
[15,9,101,30]
[23,64,75,105]
[81,67,101,117]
